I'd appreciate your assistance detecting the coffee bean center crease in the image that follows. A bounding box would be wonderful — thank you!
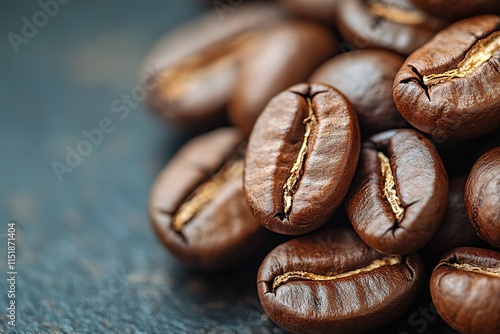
[272,256,401,291]
[449,262,500,278]
[378,152,405,223]
[172,159,243,232]
[282,96,316,216]
[158,34,253,100]
[423,32,500,86]
[368,2,428,25]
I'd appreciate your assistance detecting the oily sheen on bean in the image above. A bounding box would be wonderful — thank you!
[465,147,500,248]
[309,50,408,137]
[345,129,448,255]
[257,228,424,334]
[412,0,500,20]
[244,83,360,235]
[228,21,337,134]
[430,247,500,334]
[394,15,500,139]
[149,128,267,270]
[335,0,445,55]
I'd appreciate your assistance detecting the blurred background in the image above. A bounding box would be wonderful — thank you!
[0,1,287,333]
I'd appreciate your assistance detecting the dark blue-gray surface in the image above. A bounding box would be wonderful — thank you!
[0,2,458,334]
[0,1,285,333]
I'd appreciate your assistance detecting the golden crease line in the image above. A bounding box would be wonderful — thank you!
[272,256,401,291]
[172,159,243,232]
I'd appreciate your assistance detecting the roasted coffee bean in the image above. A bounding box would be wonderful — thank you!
[278,0,339,21]
[345,129,448,255]
[257,228,424,334]
[421,176,488,264]
[394,15,500,139]
[309,50,408,137]
[430,247,500,334]
[412,0,500,21]
[140,3,285,124]
[335,0,445,55]
[149,128,268,270]
[465,147,500,248]
[244,83,360,235]
[228,21,337,134]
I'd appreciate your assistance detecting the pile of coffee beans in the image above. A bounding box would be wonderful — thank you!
[144,1,500,333]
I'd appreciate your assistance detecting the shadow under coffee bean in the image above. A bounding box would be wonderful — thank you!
[421,176,489,265]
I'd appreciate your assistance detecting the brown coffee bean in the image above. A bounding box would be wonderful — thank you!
[394,15,500,139]
[422,176,489,264]
[244,83,360,235]
[228,21,337,134]
[309,50,409,137]
[412,0,500,21]
[278,0,339,21]
[140,3,285,124]
[430,247,500,334]
[335,0,445,55]
[149,128,267,270]
[345,129,448,255]
[258,228,424,334]
[465,147,500,248]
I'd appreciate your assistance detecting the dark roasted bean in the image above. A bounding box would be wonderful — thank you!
[412,0,500,21]
[394,15,500,139]
[258,228,424,334]
[465,147,500,248]
[228,21,337,135]
[149,128,268,270]
[244,83,360,235]
[345,129,448,255]
[335,0,445,55]
[310,50,409,137]
[430,247,500,334]
[141,3,285,124]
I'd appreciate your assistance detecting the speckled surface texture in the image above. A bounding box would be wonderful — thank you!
[0,2,283,333]
[0,1,457,333]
